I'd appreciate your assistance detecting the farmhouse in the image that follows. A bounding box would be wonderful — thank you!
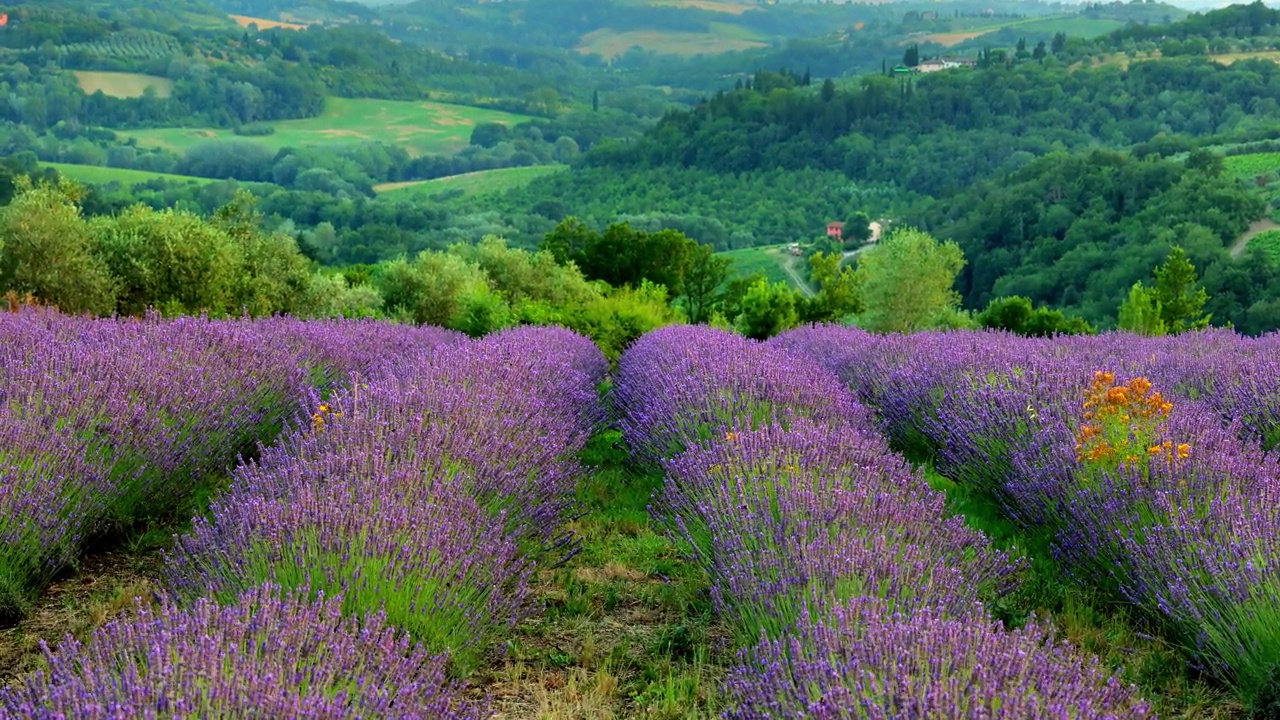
[826,221,845,240]
[915,57,976,73]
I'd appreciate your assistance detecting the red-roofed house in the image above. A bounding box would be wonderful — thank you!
[826,221,845,241]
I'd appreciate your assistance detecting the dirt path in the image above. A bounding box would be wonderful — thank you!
[778,253,816,298]
[1231,217,1280,258]
[0,549,162,686]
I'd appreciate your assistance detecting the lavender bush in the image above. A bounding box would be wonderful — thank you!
[726,597,1153,719]
[616,325,872,461]
[660,420,1020,645]
[0,583,483,719]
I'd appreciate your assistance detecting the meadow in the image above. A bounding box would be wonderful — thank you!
[228,14,310,31]
[915,14,1123,47]
[73,71,173,99]
[374,165,567,201]
[44,162,212,187]
[1248,228,1280,263]
[118,97,534,156]
[3,309,1278,717]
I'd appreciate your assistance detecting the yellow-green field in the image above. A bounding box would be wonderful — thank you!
[229,14,310,30]
[116,97,534,157]
[1209,50,1280,65]
[46,163,213,187]
[912,15,1122,47]
[648,0,756,14]
[577,27,767,59]
[374,165,567,201]
[74,72,174,99]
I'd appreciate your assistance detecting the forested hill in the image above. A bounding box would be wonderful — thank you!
[505,28,1280,332]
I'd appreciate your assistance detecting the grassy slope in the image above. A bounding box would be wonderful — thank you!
[1224,151,1280,179]
[717,245,796,289]
[119,97,534,156]
[375,165,567,200]
[46,162,214,186]
[74,71,174,99]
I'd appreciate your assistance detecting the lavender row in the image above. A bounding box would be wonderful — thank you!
[774,324,1280,709]
[616,326,1147,718]
[4,323,606,717]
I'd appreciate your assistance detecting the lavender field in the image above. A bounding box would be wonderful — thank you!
[2,312,1278,717]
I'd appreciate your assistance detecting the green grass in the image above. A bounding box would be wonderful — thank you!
[73,71,173,99]
[1225,152,1280,180]
[45,163,213,187]
[718,245,794,288]
[118,97,534,156]
[473,429,727,717]
[374,165,567,202]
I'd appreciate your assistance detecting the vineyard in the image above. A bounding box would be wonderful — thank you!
[1224,151,1280,180]
[55,30,182,61]
[1249,228,1280,263]
[2,311,1280,716]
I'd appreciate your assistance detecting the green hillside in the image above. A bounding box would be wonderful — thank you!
[375,165,568,201]
[45,162,214,186]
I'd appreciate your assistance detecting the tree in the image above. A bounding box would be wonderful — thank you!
[1152,245,1211,332]
[592,88,599,113]
[1033,40,1048,60]
[735,278,798,340]
[821,78,836,102]
[853,228,966,333]
[903,44,920,68]
[1117,282,1166,336]
[808,251,860,318]
[0,179,116,315]
[843,211,872,246]
[977,296,1094,336]
[681,244,730,324]
[91,205,242,317]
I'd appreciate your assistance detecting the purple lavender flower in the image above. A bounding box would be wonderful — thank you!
[0,583,484,719]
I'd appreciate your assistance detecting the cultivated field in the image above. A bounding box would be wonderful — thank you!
[648,0,756,14]
[46,162,213,187]
[73,71,174,99]
[718,244,799,289]
[374,165,567,200]
[914,14,1121,47]
[117,97,534,156]
[1225,152,1280,179]
[228,14,309,30]
[577,28,767,58]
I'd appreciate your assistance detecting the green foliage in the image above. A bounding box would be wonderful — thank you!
[680,244,730,325]
[301,272,383,319]
[977,296,1095,337]
[376,252,495,329]
[563,281,683,361]
[734,278,798,341]
[1117,282,1167,336]
[853,228,966,334]
[808,251,860,320]
[90,204,242,317]
[0,178,116,315]
[1152,246,1212,333]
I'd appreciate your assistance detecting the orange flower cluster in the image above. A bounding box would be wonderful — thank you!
[311,402,343,433]
[1075,371,1180,467]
